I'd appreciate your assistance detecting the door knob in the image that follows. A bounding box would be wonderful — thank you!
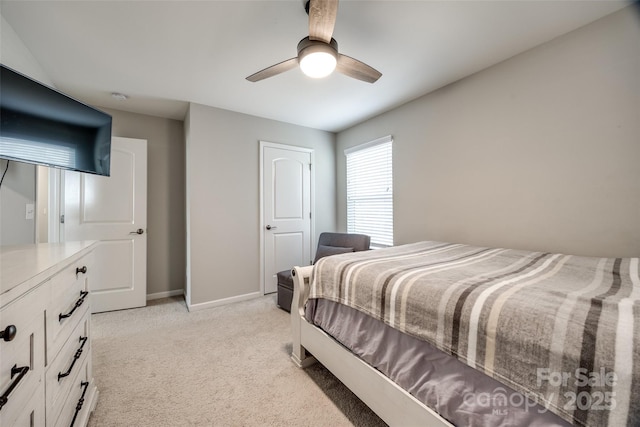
[265,225,278,230]
[129,228,144,235]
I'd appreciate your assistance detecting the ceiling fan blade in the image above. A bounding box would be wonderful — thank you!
[336,54,382,83]
[308,0,338,43]
[246,58,298,82]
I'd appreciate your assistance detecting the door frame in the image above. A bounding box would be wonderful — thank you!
[259,141,315,296]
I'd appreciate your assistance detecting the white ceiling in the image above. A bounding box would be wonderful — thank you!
[0,0,629,132]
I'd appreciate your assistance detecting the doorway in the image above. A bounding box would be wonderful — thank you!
[260,141,314,295]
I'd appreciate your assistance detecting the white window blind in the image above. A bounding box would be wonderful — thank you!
[345,136,393,248]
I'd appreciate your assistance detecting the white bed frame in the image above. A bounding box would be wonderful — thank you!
[290,265,453,426]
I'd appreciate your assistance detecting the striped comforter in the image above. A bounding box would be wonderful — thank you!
[309,241,640,427]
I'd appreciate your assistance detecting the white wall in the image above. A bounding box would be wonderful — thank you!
[0,14,54,246]
[185,103,336,307]
[337,6,640,258]
[0,159,36,245]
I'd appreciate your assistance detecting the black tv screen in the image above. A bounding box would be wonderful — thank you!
[0,64,112,176]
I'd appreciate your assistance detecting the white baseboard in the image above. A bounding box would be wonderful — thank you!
[186,291,261,312]
[147,289,185,301]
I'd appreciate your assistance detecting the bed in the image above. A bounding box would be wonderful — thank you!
[290,241,639,426]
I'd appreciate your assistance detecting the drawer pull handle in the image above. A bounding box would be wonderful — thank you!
[0,365,30,411]
[59,291,89,322]
[58,336,88,381]
[0,325,17,342]
[76,266,87,275]
[69,381,90,427]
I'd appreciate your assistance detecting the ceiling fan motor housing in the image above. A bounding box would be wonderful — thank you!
[297,36,338,60]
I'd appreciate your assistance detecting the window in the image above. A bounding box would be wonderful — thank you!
[345,135,393,248]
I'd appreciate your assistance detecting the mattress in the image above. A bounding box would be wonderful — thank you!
[309,241,640,426]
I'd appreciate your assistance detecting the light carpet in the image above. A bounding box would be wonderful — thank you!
[87,295,387,427]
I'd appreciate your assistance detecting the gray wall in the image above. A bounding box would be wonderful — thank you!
[98,107,186,297]
[185,103,336,307]
[0,14,54,246]
[337,6,640,258]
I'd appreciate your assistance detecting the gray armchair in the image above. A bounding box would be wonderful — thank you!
[276,232,371,312]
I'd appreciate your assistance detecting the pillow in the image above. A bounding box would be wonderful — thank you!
[314,245,354,264]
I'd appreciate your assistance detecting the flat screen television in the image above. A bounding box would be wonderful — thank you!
[0,64,112,176]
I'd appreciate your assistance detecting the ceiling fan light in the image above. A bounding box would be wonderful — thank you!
[299,50,337,79]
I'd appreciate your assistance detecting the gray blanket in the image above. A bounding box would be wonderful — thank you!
[309,241,640,427]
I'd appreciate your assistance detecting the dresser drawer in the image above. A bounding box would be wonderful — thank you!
[53,358,93,427]
[46,253,93,362]
[0,283,46,419]
[0,379,45,427]
[46,312,90,426]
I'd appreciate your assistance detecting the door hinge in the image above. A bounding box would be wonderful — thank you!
[309,163,312,170]
[60,214,65,224]
[309,212,312,219]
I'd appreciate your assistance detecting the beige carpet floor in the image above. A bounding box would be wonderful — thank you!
[87,295,387,427]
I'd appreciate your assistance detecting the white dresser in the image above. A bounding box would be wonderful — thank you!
[0,242,99,427]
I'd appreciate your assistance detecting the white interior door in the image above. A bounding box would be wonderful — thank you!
[63,137,147,313]
[262,143,312,294]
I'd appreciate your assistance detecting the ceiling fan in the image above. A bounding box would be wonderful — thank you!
[246,0,382,84]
